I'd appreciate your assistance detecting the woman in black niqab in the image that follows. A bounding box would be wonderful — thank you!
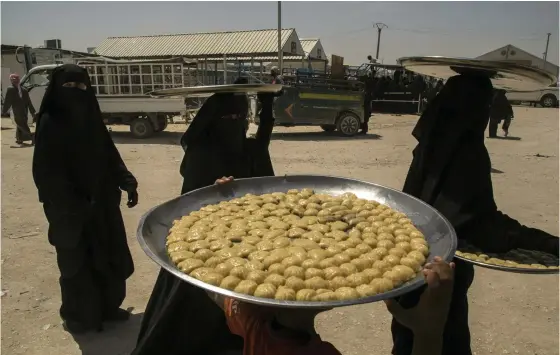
[32,64,139,334]
[391,74,559,355]
[133,81,276,355]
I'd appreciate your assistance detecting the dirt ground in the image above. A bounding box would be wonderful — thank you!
[1,107,558,355]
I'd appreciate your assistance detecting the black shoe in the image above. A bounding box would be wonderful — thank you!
[103,308,130,322]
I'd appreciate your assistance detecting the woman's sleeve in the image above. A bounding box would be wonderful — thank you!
[254,100,274,148]
[104,128,138,192]
[181,96,217,150]
[32,117,85,211]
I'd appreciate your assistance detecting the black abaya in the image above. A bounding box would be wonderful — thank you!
[32,65,137,332]
[133,93,275,355]
[392,75,559,355]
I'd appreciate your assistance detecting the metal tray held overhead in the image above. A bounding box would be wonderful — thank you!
[149,84,284,98]
[397,56,557,91]
[137,175,458,309]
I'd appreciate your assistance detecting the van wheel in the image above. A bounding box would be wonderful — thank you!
[540,94,557,108]
[130,118,154,138]
[336,113,360,136]
[320,125,336,132]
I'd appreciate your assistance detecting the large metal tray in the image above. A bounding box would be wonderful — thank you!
[454,252,559,275]
[137,175,458,309]
[149,84,283,98]
[397,56,557,91]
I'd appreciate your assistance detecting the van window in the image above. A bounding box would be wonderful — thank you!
[23,68,53,88]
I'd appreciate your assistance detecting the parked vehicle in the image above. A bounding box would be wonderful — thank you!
[256,73,365,136]
[506,84,559,108]
[20,57,191,138]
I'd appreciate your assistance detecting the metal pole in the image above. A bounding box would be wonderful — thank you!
[223,54,227,84]
[374,23,387,60]
[278,1,283,72]
[543,33,551,69]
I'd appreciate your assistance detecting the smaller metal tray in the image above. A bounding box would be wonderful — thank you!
[149,84,283,97]
[454,251,559,275]
[397,56,557,91]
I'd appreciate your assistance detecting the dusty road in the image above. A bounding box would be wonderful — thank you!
[1,107,558,355]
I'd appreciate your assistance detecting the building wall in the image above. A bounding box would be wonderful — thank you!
[477,47,559,78]
[307,41,327,60]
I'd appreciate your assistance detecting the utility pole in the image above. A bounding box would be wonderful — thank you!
[277,1,283,72]
[374,23,388,60]
[543,32,551,69]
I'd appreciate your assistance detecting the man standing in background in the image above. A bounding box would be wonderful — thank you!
[1,73,36,145]
[270,66,284,85]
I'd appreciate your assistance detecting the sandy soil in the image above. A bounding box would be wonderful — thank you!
[1,107,558,355]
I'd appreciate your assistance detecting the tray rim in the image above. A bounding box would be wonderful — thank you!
[396,56,557,89]
[454,253,559,274]
[149,83,283,98]
[136,174,458,309]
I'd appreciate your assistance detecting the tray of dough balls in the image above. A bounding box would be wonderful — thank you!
[455,241,559,274]
[137,175,458,309]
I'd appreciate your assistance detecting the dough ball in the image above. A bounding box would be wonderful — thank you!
[238,244,257,257]
[209,240,232,252]
[319,258,337,269]
[296,289,317,301]
[325,245,344,258]
[323,266,345,280]
[355,221,371,231]
[370,278,394,293]
[225,257,248,268]
[344,248,362,259]
[275,286,296,301]
[330,221,349,231]
[308,249,329,261]
[346,273,369,287]
[269,221,290,231]
[264,273,286,287]
[169,251,195,264]
[383,270,404,287]
[264,229,287,240]
[273,237,291,249]
[400,257,421,272]
[246,270,267,284]
[256,241,274,252]
[292,239,320,251]
[339,263,358,276]
[313,291,338,302]
[301,258,321,269]
[408,250,426,264]
[263,254,284,269]
[253,283,277,299]
[302,231,324,243]
[199,273,224,286]
[305,276,329,290]
[220,275,242,290]
[246,260,265,271]
[395,242,412,253]
[284,265,305,279]
[372,247,389,259]
[326,230,348,242]
[248,250,271,263]
[383,254,402,267]
[167,241,192,253]
[305,267,325,280]
[377,240,395,250]
[362,268,382,282]
[388,247,407,258]
[301,216,318,225]
[348,229,362,239]
[409,231,425,239]
[268,263,286,275]
[204,256,221,268]
[234,280,258,295]
[356,244,373,254]
[190,267,214,279]
[270,248,290,260]
[178,258,204,274]
[351,257,372,271]
[285,276,306,292]
[287,246,308,259]
[333,253,352,266]
[356,284,377,297]
[329,276,349,289]
[372,260,392,273]
[307,224,330,234]
[230,266,249,279]
[282,256,304,268]
[287,227,307,239]
[334,287,360,301]
[393,265,416,281]
[411,244,430,256]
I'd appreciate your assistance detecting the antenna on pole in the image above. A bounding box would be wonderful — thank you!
[374,23,388,60]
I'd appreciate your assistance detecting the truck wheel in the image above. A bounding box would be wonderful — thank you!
[320,124,336,132]
[154,114,168,132]
[540,94,557,108]
[336,113,360,136]
[130,118,154,139]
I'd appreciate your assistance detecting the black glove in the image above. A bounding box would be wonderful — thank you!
[127,189,139,208]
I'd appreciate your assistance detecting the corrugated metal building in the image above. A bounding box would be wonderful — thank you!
[477,44,559,78]
[93,28,328,84]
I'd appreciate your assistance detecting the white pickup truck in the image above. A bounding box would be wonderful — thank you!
[20,59,188,138]
[506,84,559,108]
